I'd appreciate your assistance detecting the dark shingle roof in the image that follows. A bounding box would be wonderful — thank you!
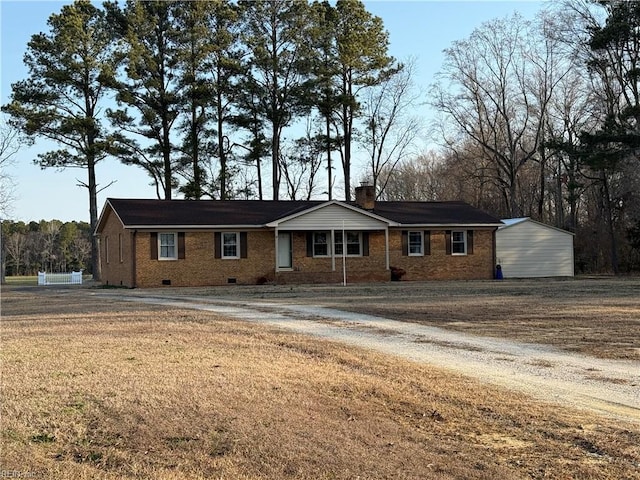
[369,201,501,225]
[104,198,321,227]
[100,198,501,230]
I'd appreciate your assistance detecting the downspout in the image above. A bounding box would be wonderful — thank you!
[132,230,137,288]
[274,227,279,274]
[492,228,497,279]
[385,227,390,270]
[93,232,101,284]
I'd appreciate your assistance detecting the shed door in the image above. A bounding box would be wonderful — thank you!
[277,232,292,269]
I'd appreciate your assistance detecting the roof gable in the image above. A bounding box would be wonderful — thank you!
[267,201,396,229]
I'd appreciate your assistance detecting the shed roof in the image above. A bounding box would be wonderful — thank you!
[97,198,502,231]
[499,217,575,235]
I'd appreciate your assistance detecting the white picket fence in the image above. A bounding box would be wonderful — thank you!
[37,271,84,286]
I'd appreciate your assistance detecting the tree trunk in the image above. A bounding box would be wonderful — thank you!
[0,221,5,285]
[163,118,172,200]
[538,147,546,220]
[217,100,226,200]
[88,152,101,281]
[342,102,352,202]
[217,63,227,200]
[272,122,280,200]
[192,95,201,200]
[326,115,332,200]
[601,173,619,274]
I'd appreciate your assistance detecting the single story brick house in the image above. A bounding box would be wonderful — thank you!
[95,185,503,287]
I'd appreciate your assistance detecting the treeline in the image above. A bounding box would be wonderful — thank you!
[1,220,92,276]
[380,2,640,274]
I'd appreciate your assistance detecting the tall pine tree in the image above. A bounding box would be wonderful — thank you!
[333,0,395,201]
[579,0,640,273]
[2,0,119,280]
[238,0,315,200]
[105,0,182,200]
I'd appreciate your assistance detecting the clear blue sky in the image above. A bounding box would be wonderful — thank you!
[0,0,545,223]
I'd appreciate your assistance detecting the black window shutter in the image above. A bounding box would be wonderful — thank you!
[425,231,431,255]
[240,232,248,258]
[401,230,408,256]
[362,232,369,256]
[445,230,452,255]
[150,232,158,260]
[467,230,474,254]
[306,232,313,257]
[214,232,221,258]
[178,232,186,259]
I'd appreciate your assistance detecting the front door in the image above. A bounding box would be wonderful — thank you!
[277,232,292,269]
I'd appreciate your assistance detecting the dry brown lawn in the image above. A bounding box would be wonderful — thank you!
[1,283,639,479]
[182,277,640,361]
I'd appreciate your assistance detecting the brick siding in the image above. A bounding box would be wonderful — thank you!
[388,229,495,281]
[99,207,496,288]
[99,209,135,287]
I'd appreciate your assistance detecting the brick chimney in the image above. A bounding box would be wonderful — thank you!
[355,182,375,210]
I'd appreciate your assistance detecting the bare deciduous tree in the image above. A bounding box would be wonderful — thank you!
[0,118,21,219]
[430,14,553,217]
[359,58,423,199]
[377,151,443,201]
[279,122,324,200]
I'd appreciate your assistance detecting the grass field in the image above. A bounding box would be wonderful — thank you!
[3,275,94,286]
[160,277,640,361]
[3,276,39,286]
[1,281,639,479]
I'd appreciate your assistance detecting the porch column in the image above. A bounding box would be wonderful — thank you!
[330,229,336,271]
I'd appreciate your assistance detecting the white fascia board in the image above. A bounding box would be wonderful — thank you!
[499,217,528,229]
[95,199,126,236]
[266,200,399,227]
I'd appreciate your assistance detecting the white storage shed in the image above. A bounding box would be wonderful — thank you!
[496,218,574,278]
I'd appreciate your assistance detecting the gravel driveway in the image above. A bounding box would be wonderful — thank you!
[111,292,640,424]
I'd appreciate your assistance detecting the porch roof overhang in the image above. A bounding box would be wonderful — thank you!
[266,200,399,229]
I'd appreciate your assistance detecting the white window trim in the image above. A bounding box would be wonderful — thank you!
[159,232,178,260]
[335,231,363,257]
[313,231,330,258]
[222,232,240,259]
[451,230,467,256]
[408,231,424,256]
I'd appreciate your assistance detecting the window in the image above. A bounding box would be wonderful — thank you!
[119,233,123,263]
[408,231,423,256]
[335,231,362,256]
[215,232,246,259]
[313,232,329,257]
[159,233,177,259]
[222,232,239,258]
[104,236,109,264]
[451,231,466,255]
